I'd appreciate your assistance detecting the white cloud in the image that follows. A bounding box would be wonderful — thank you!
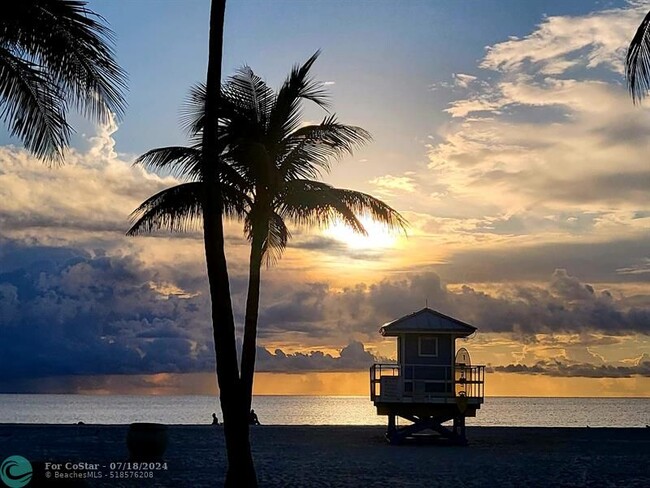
[444,97,502,118]
[424,1,650,255]
[480,5,646,76]
[453,73,478,88]
[0,121,177,243]
[370,174,417,193]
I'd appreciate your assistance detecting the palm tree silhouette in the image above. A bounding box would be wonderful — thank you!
[197,1,255,485]
[128,52,406,484]
[0,0,127,162]
[626,9,650,103]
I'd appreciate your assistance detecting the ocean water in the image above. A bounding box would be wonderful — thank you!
[0,395,648,427]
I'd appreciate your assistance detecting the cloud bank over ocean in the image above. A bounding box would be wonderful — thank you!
[1,239,648,390]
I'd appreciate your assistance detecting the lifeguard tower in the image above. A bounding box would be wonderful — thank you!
[370,308,485,444]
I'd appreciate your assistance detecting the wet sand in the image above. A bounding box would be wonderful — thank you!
[1,425,648,487]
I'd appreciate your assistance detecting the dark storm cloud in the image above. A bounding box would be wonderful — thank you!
[257,282,332,339]
[2,237,649,391]
[255,269,650,340]
[254,272,450,341]
[0,240,215,388]
[492,360,650,378]
[456,268,650,335]
[0,239,389,387]
[0,240,90,274]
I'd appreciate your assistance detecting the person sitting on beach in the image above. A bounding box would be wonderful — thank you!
[211,413,220,425]
[249,409,260,425]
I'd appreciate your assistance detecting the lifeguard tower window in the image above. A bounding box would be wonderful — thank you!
[418,336,438,357]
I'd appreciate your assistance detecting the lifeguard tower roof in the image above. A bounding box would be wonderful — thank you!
[380,307,476,337]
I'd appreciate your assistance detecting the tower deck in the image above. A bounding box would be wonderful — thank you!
[370,363,485,443]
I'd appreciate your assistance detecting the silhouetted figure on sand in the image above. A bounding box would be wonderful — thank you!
[249,409,260,425]
[211,413,219,425]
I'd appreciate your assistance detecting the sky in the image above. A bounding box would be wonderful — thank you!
[1,0,649,396]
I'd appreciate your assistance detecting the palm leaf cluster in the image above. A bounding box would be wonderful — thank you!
[128,52,406,263]
[0,0,127,161]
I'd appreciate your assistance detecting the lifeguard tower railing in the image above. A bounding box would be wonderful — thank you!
[370,363,485,403]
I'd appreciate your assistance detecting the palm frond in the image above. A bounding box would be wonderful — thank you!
[279,115,371,180]
[243,210,290,266]
[225,141,276,191]
[0,0,126,162]
[269,50,330,141]
[127,182,205,235]
[0,46,70,162]
[220,73,274,160]
[325,186,408,232]
[279,50,329,109]
[264,212,290,265]
[278,181,364,233]
[180,83,205,137]
[134,145,203,180]
[278,179,408,234]
[8,0,128,121]
[133,141,253,192]
[218,154,254,192]
[127,181,250,236]
[223,65,275,126]
[626,9,650,104]
[178,83,249,152]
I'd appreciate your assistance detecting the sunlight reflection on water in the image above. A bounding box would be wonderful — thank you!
[1,395,648,427]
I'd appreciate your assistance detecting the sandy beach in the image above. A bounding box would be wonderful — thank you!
[0,425,648,487]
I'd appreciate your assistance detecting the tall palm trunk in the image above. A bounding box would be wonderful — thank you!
[202,1,256,485]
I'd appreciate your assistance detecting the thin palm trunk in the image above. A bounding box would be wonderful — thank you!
[202,1,256,485]
[241,225,265,413]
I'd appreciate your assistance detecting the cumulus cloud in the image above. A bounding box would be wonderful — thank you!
[0,241,215,382]
[492,360,650,378]
[424,1,650,260]
[370,174,417,193]
[255,341,382,372]
[480,6,641,76]
[1,235,648,389]
[255,269,650,346]
[453,73,478,89]
[0,122,177,242]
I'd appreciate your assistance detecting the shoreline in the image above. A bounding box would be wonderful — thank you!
[1,425,648,486]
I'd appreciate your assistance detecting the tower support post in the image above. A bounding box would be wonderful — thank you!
[385,412,468,445]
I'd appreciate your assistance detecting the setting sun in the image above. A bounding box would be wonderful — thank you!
[324,216,402,249]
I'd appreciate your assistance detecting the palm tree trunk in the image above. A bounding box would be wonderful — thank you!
[241,226,265,414]
[202,1,256,486]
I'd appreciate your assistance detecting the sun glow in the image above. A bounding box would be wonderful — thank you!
[324,216,401,249]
